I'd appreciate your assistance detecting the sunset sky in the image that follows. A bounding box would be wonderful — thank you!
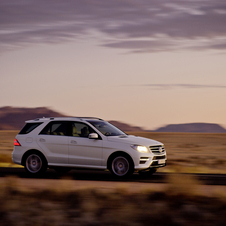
[1,0,226,130]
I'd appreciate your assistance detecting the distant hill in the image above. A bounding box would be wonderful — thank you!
[0,106,65,130]
[155,123,226,133]
[0,107,225,133]
[0,106,145,131]
[109,120,144,132]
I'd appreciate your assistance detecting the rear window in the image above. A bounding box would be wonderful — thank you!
[39,121,68,136]
[19,122,43,134]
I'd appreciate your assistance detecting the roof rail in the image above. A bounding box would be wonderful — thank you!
[31,117,104,121]
[75,117,103,121]
[33,117,54,121]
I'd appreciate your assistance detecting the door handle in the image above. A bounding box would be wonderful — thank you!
[70,140,77,144]
[39,138,46,142]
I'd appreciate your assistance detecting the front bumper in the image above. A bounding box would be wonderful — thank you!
[134,155,167,170]
[134,145,167,170]
[149,159,167,168]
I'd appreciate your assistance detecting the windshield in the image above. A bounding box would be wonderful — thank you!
[87,120,126,136]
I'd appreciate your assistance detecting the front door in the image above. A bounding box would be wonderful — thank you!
[68,122,103,166]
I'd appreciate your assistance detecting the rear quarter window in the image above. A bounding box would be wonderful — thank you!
[19,122,43,134]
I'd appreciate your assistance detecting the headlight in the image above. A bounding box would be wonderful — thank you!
[131,145,149,153]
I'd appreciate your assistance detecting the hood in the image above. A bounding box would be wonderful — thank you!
[107,135,163,147]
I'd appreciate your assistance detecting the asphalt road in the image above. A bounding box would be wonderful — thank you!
[0,167,226,186]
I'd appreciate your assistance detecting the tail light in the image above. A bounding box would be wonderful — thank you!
[14,139,21,146]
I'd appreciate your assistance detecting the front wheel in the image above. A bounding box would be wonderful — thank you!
[25,153,47,175]
[110,155,133,177]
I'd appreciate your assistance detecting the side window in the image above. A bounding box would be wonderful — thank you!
[39,121,68,136]
[70,122,95,138]
[19,123,43,134]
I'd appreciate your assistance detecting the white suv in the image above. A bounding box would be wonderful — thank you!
[12,117,167,177]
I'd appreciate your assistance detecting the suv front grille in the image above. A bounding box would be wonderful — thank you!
[149,145,165,154]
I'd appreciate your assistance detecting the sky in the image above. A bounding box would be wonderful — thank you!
[1,0,226,130]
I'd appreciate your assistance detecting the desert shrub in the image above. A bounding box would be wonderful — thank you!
[1,176,226,226]
[0,153,13,163]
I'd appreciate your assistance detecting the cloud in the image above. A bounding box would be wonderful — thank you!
[143,84,226,90]
[1,0,226,52]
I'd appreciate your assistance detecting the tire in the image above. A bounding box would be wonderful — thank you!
[110,155,134,177]
[24,152,47,175]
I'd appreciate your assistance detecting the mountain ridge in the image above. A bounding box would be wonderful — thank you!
[0,106,144,131]
[0,106,65,130]
[0,106,225,133]
[154,123,226,133]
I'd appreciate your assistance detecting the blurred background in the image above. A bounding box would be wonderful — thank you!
[1,0,226,130]
[1,2,226,225]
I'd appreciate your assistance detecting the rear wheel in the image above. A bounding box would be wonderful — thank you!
[25,153,47,175]
[110,155,134,177]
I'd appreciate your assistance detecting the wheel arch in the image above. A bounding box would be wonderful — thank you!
[21,149,48,166]
[107,151,134,170]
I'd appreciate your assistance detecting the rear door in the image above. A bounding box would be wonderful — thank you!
[37,121,69,164]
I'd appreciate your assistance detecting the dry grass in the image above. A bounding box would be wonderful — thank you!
[1,130,226,173]
[0,130,18,150]
[0,131,18,165]
[130,132,226,174]
[1,131,226,225]
[0,175,226,226]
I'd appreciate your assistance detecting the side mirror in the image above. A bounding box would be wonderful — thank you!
[88,133,99,139]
